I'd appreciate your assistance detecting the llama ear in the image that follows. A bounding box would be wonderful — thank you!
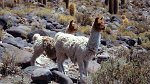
[100,16,104,20]
[70,20,74,25]
[95,17,99,24]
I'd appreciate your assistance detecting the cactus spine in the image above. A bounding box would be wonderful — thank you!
[69,3,76,16]
[114,0,119,14]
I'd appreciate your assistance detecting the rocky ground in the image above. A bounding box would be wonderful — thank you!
[0,0,150,84]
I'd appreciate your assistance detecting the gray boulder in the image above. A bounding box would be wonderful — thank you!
[31,68,52,83]
[2,37,29,49]
[6,25,31,39]
[52,70,73,84]
[0,43,32,64]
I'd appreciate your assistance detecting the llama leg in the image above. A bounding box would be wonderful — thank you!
[30,47,44,66]
[84,60,89,76]
[78,61,85,78]
[56,52,65,73]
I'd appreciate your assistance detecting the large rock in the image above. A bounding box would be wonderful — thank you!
[0,43,32,65]
[126,39,136,47]
[27,29,56,42]
[2,37,29,49]
[46,23,56,30]
[0,18,7,30]
[87,60,101,73]
[110,15,122,23]
[2,32,14,39]
[56,24,63,29]
[24,66,40,76]
[77,5,87,13]
[27,29,48,42]
[52,70,73,84]
[31,68,52,83]
[6,25,31,39]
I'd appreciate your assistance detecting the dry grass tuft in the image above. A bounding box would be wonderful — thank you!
[78,25,91,35]
[57,14,76,25]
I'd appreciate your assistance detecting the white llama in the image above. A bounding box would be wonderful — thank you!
[30,20,78,65]
[54,17,105,79]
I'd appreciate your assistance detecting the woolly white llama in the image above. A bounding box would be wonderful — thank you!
[54,17,105,79]
[30,20,78,65]
[30,34,56,65]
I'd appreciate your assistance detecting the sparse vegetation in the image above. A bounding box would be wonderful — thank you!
[35,7,52,17]
[57,14,75,25]
[76,13,93,26]
[0,51,21,76]
[92,49,150,84]
[141,41,150,50]
[0,0,150,83]
[78,25,91,35]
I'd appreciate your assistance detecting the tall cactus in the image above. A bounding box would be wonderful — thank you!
[114,0,119,14]
[64,0,69,9]
[43,0,47,6]
[105,0,109,5]
[109,0,114,14]
[108,0,119,14]
[69,3,76,16]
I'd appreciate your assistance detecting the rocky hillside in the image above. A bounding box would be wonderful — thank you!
[0,0,150,84]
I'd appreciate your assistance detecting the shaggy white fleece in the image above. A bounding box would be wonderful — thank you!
[31,34,55,65]
[32,34,43,47]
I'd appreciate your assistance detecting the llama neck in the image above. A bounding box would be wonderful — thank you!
[87,28,101,53]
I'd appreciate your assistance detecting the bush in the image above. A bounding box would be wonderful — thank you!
[35,7,52,17]
[78,26,91,35]
[0,51,21,76]
[92,48,150,84]
[57,14,75,25]
[141,41,150,50]
[76,12,93,26]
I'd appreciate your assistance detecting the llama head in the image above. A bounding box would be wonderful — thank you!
[42,36,56,60]
[93,17,105,31]
[67,20,78,34]
[42,36,55,49]
[32,33,41,41]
